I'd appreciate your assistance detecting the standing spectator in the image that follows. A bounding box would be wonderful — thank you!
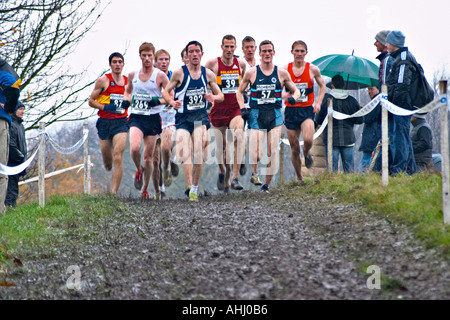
[5,101,27,207]
[0,58,21,214]
[374,30,392,90]
[316,75,363,173]
[385,30,417,175]
[410,114,433,171]
[358,86,381,173]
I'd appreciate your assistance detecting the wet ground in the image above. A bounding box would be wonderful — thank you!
[1,183,449,300]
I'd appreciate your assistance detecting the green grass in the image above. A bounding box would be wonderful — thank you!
[0,194,126,265]
[294,171,450,254]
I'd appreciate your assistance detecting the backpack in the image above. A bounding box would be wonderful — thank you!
[401,59,435,108]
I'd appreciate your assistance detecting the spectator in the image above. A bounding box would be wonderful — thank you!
[316,75,363,173]
[5,101,27,207]
[385,30,417,175]
[358,86,381,173]
[0,58,21,214]
[410,113,433,171]
[374,30,392,90]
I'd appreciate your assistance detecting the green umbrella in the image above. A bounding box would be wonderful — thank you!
[312,52,379,89]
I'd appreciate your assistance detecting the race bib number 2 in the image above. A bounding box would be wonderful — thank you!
[295,83,308,103]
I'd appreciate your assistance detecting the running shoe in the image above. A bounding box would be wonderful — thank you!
[260,184,270,193]
[231,178,243,190]
[189,193,198,202]
[170,161,179,177]
[217,173,225,191]
[154,192,162,201]
[250,174,262,186]
[304,153,314,169]
[134,170,143,190]
[164,169,172,187]
[142,190,149,199]
[239,163,247,176]
[224,186,230,194]
[185,185,191,197]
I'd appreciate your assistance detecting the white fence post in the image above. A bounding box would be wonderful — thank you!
[327,98,333,173]
[381,85,389,187]
[439,80,449,224]
[38,122,46,207]
[83,123,91,194]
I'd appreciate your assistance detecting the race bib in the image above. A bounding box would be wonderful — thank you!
[109,93,126,114]
[132,93,153,115]
[220,73,240,94]
[295,83,308,103]
[186,88,205,111]
[256,84,276,105]
[162,104,175,114]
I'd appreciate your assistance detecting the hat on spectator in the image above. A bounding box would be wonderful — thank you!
[15,100,25,111]
[386,30,405,48]
[375,30,390,45]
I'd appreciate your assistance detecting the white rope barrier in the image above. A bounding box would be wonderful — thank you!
[281,94,448,147]
[0,128,89,176]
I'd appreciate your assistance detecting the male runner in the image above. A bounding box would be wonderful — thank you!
[88,52,130,194]
[241,36,264,186]
[205,34,246,192]
[154,49,178,191]
[282,40,325,182]
[162,40,224,202]
[125,42,170,200]
[237,40,300,193]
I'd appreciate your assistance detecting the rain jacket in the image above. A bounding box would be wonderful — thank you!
[316,89,363,147]
[386,47,419,111]
[411,117,432,170]
[8,113,27,166]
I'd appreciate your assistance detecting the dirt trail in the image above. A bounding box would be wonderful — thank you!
[1,184,449,300]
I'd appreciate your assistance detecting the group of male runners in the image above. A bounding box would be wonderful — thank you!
[89,36,326,201]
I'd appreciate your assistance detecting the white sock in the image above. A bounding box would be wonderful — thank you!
[190,185,198,194]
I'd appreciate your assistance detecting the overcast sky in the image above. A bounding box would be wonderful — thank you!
[71,0,450,98]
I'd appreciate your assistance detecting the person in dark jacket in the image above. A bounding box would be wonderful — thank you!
[374,30,392,90]
[358,86,381,172]
[0,59,21,213]
[410,113,432,171]
[385,30,417,175]
[5,101,27,207]
[316,75,363,173]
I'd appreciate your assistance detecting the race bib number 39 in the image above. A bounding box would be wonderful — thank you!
[109,94,126,114]
[220,73,240,94]
[186,88,205,111]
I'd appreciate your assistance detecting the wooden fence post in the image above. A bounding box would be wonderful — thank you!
[38,122,46,207]
[439,80,449,224]
[83,123,91,194]
[327,98,333,173]
[381,85,389,187]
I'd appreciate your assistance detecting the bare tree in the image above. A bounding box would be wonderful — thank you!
[0,0,110,131]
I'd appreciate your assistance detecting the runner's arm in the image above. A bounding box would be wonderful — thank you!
[205,68,224,104]
[162,68,182,109]
[312,64,326,113]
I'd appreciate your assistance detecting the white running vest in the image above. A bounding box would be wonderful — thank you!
[130,68,164,116]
